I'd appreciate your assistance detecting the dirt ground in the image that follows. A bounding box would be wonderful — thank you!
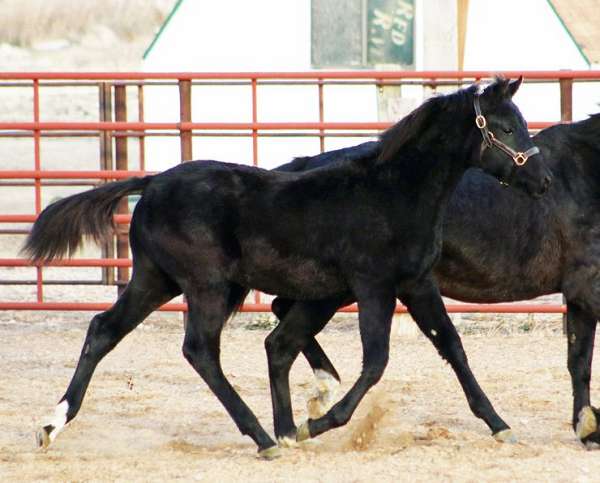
[2,8,599,482]
[1,311,599,482]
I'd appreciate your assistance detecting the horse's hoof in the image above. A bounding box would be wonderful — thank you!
[296,421,311,442]
[36,425,52,449]
[577,406,598,441]
[257,445,282,460]
[277,435,298,448]
[493,429,517,444]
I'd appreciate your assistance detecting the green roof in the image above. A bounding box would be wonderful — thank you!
[143,0,184,60]
[547,0,590,66]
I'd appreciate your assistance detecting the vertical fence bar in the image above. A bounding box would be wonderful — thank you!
[318,79,325,152]
[251,78,258,166]
[114,84,129,293]
[178,79,192,162]
[251,77,261,305]
[559,75,573,334]
[559,77,573,122]
[98,82,115,286]
[178,79,192,320]
[33,78,43,302]
[138,84,145,171]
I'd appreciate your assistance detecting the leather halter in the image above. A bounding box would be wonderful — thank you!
[473,94,540,167]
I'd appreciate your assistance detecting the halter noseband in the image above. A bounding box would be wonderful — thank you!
[473,93,540,167]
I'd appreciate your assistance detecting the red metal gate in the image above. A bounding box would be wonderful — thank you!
[0,70,594,314]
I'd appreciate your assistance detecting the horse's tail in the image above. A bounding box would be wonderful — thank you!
[22,176,153,263]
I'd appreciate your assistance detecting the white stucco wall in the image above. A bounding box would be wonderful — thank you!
[142,0,595,171]
[143,0,378,170]
[464,0,594,123]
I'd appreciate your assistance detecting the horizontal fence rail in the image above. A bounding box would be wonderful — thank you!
[0,70,598,79]
[1,70,594,315]
[0,302,566,314]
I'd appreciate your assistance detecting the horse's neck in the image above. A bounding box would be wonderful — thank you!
[541,121,600,201]
[383,142,472,221]
[565,151,600,201]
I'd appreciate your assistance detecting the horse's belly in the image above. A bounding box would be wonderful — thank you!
[435,264,560,303]
[235,255,348,299]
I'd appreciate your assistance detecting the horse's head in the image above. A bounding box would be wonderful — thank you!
[472,77,552,198]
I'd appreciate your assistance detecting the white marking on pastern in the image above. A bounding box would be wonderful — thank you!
[307,369,340,419]
[39,400,69,446]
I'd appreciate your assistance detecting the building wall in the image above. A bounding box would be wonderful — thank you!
[464,0,593,123]
[144,0,382,170]
[142,0,596,171]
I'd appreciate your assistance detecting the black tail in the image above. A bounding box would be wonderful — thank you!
[22,176,152,262]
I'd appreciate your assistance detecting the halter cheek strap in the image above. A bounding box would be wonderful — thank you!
[473,94,540,167]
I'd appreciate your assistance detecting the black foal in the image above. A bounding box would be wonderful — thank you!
[263,78,552,445]
[24,78,551,457]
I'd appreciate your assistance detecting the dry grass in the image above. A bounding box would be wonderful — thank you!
[0,0,174,46]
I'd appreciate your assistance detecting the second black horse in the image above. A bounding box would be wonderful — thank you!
[272,110,600,447]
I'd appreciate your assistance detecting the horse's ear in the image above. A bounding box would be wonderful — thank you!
[508,76,523,97]
[481,77,511,104]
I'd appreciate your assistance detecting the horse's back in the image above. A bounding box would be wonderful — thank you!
[275,141,380,173]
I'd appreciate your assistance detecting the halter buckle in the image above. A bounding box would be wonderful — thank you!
[475,115,487,129]
[514,153,528,166]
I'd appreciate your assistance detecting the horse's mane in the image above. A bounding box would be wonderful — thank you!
[378,85,476,164]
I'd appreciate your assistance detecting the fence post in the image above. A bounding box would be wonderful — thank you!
[114,84,129,294]
[137,84,146,170]
[559,75,573,334]
[251,77,261,307]
[98,82,115,286]
[559,77,573,122]
[178,79,193,162]
[318,79,325,152]
[178,79,193,323]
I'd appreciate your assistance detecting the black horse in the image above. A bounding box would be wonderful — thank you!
[272,112,600,447]
[24,78,551,458]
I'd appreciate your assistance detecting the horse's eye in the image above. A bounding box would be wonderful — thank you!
[502,127,513,135]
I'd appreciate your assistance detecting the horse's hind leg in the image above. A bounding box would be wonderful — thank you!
[266,297,344,444]
[565,302,600,444]
[36,259,179,448]
[271,297,341,419]
[295,283,396,441]
[182,286,279,458]
[400,277,513,441]
[303,339,341,418]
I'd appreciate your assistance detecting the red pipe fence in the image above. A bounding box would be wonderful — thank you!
[0,70,590,314]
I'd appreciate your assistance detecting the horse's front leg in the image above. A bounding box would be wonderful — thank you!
[183,286,279,459]
[566,302,600,445]
[296,282,396,441]
[400,277,514,441]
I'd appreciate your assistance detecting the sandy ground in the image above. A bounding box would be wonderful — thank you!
[1,13,596,482]
[1,311,598,482]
